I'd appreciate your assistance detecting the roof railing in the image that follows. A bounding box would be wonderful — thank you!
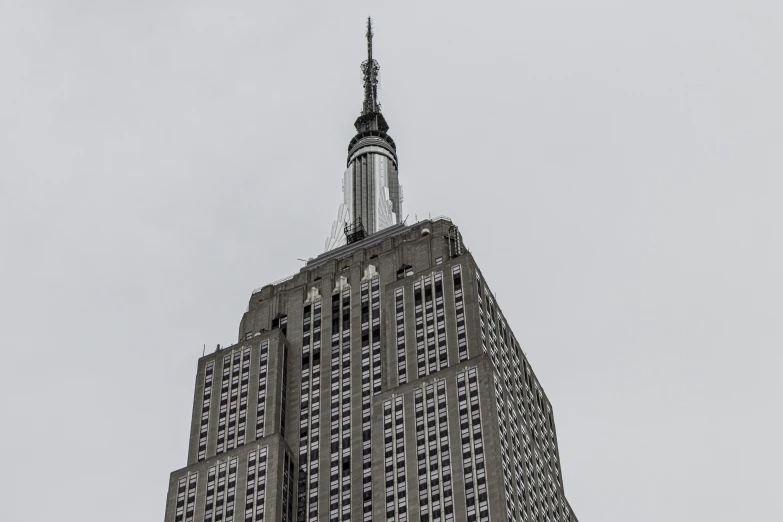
[429,215,452,223]
[251,273,296,295]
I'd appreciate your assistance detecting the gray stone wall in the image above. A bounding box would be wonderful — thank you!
[165,217,578,522]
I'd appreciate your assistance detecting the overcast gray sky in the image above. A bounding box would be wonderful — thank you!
[1,1,781,520]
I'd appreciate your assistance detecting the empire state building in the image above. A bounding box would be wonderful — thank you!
[164,18,580,522]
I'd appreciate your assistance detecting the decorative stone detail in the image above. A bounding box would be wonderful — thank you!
[333,275,350,294]
[362,264,379,280]
[305,286,321,304]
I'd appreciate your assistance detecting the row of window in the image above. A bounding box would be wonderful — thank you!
[478,273,513,519]
[395,287,407,385]
[199,339,272,462]
[383,395,407,522]
[452,265,468,362]
[414,273,448,378]
[298,299,322,522]
[199,361,215,461]
[280,344,289,436]
[204,457,237,522]
[372,370,489,522]
[359,276,381,520]
[478,271,528,522]
[177,446,270,522]
[414,380,453,522]
[395,263,463,386]
[245,447,268,521]
[477,271,569,522]
[175,472,197,522]
[256,341,269,439]
[215,347,252,456]
[329,285,352,521]
[458,368,489,522]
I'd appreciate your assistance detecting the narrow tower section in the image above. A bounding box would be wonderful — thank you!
[326,18,402,251]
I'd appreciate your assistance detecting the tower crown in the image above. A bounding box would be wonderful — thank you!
[325,18,402,251]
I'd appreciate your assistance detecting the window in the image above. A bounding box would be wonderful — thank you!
[256,341,269,439]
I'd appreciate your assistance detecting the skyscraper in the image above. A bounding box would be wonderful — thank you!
[164,18,579,522]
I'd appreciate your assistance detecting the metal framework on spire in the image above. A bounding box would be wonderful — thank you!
[354,17,389,133]
[361,17,380,115]
[344,217,367,244]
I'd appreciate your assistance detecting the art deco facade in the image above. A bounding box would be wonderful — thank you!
[164,19,579,522]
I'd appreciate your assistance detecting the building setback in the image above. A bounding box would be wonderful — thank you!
[164,18,579,522]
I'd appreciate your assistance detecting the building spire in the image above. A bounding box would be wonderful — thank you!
[356,17,388,133]
[361,17,380,115]
[325,17,401,251]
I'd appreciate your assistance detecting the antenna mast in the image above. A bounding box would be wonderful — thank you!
[361,17,380,115]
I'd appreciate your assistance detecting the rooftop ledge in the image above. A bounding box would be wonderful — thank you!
[250,215,453,295]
